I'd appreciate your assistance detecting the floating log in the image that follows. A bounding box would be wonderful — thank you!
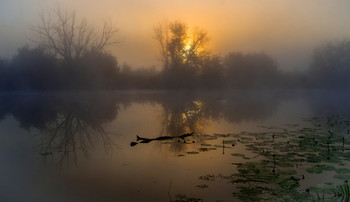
[130,132,194,147]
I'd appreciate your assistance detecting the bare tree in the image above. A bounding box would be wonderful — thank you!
[33,7,119,63]
[154,22,170,71]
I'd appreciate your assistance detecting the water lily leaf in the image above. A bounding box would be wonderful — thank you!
[278,177,300,190]
[231,153,250,159]
[335,168,350,174]
[199,174,215,181]
[186,151,199,155]
[334,174,350,180]
[196,184,208,189]
[174,194,203,202]
[198,147,216,152]
[309,184,336,195]
[306,164,335,174]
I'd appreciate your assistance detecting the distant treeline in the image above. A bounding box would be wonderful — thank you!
[2,9,349,91]
[0,40,350,91]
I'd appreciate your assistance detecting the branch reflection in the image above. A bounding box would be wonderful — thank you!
[0,90,301,160]
[0,93,119,165]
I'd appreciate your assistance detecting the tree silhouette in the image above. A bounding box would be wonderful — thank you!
[154,21,209,88]
[224,52,280,88]
[0,58,10,90]
[33,7,119,64]
[154,21,209,70]
[309,40,350,87]
[10,46,59,90]
[199,55,225,88]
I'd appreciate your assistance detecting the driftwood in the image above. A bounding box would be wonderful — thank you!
[130,132,194,147]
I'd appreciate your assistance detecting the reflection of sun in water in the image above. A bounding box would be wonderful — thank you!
[180,100,206,134]
[182,100,203,120]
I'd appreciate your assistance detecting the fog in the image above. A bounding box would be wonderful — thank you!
[3,2,350,201]
[1,0,350,71]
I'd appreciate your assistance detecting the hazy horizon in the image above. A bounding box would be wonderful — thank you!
[1,0,350,71]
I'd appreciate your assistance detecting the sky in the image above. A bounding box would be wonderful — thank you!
[1,0,350,71]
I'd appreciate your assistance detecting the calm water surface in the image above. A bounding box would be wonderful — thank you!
[1,90,350,201]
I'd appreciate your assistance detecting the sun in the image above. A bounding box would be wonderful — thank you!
[184,44,191,51]
[184,39,192,52]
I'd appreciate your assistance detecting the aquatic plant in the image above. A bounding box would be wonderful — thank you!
[335,181,350,201]
[172,194,203,202]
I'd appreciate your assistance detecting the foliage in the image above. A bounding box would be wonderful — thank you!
[306,164,335,174]
[173,194,203,202]
[0,46,120,90]
[309,40,350,88]
[192,115,350,201]
[223,52,281,88]
[8,46,59,90]
[2,13,350,90]
[336,181,350,200]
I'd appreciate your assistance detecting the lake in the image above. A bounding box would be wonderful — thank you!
[1,90,350,201]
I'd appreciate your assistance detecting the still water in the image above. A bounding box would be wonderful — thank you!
[1,90,350,201]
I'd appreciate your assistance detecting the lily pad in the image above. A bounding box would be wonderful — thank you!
[196,184,208,189]
[199,174,215,181]
[173,194,203,202]
[186,151,199,155]
[278,177,300,190]
[231,153,250,159]
[334,174,350,180]
[335,168,350,174]
[306,164,335,174]
[198,147,216,152]
[309,184,336,195]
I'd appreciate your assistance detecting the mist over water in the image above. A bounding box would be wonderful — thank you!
[0,90,350,201]
[2,1,350,201]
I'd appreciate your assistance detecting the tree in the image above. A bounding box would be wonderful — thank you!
[154,22,170,71]
[33,7,119,64]
[309,40,350,88]
[0,58,9,90]
[154,21,209,71]
[224,52,280,88]
[199,55,225,88]
[154,21,209,88]
[10,46,59,90]
[72,50,120,89]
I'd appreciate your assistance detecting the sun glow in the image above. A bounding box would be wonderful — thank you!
[184,39,192,52]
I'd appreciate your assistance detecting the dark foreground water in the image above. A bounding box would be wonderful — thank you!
[1,90,350,201]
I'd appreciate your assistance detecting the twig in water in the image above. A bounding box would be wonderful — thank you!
[168,178,172,201]
[223,140,225,154]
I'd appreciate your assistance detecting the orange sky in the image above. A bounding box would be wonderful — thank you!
[1,0,350,71]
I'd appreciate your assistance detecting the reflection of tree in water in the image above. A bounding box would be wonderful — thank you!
[0,91,296,157]
[156,91,289,152]
[161,100,206,136]
[0,93,119,165]
[157,92,228,153]
[158,91,285,135]
[157,93,208,152]
[39,104,116,165]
